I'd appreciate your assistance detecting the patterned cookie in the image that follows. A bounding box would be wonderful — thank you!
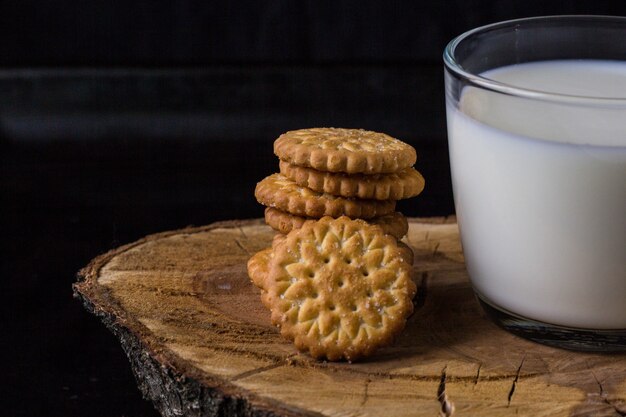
[396,241,415,266]
[264,207,309,235]
[264,207,409,239]
[372,211,410,240]
[245,241,411,308]
[255,173,396,219]
[247,248,272,291]
[272,233,287,247]
[274,128,417,174]
[266,208,413,262]
[279,161,425,201]
[264,216,416,361]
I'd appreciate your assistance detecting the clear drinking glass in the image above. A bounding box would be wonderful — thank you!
[443,16,626,351]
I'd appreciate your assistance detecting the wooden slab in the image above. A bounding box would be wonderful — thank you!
[73,218,626,417]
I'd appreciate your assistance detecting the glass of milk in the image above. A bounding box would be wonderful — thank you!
[444,16,626,351]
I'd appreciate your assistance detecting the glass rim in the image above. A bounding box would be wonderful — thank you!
[443,15,626,105]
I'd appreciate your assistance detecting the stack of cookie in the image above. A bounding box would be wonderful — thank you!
[255,127,425,240]
[249,128,425,361]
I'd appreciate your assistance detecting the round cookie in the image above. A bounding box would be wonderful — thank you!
[396,241,415,266]
[274,128,417,174]
[264,216,416,361]
[247,248,272,291]
[279,161,425,201]
[255,173,396,219]
[372,211,410,240]
[264,207,409,239]
[264,207,309,235]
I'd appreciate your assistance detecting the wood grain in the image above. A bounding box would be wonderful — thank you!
[73,218,626,417]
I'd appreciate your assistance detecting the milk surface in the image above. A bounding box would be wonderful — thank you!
[447,60,626,329]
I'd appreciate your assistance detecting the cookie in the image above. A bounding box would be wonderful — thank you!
[255,173,396,219]
[274,128,417,174]
[264,216,416,361]
[264,207,309,235]
[396,241,414,266]
[264,207,409,239]
[279,161,425,201]
[372,211,410,240]
[272,233,287,247]
[247,248,272,291]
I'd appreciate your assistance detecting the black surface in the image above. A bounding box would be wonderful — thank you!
[0,65,446,142]
[1,1,623,66]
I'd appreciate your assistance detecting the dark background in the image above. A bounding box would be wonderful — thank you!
[2,1,623,416]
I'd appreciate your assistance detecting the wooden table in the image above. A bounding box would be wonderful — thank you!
[73,218,626,417]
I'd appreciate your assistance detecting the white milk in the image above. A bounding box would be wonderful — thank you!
[447,60,626,329]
